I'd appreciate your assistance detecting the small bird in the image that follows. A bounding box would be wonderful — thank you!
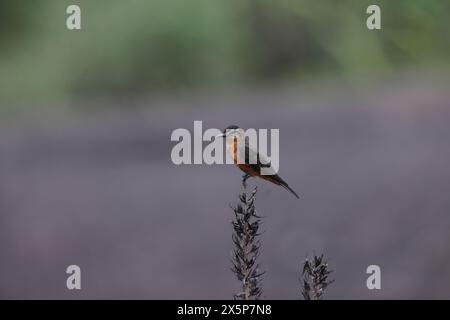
[217,125,299,199]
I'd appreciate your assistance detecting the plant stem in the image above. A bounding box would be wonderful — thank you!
[231,182,263,300]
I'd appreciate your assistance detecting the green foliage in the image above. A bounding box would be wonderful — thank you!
[0,0,449,110]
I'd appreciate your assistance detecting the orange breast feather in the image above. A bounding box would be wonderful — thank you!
[227,137,259,177]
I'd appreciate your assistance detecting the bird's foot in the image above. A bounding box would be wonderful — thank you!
[242,174,250,189]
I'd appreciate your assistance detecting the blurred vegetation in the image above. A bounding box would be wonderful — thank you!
[0,0,449,112]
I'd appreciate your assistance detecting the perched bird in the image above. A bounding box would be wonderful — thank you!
[217,125,299,199]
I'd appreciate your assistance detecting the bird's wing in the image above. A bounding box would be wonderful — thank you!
[238,138,277,175]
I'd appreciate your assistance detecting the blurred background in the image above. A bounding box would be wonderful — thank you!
[1,0,450,299]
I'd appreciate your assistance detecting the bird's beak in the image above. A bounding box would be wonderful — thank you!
[216,133,226,138]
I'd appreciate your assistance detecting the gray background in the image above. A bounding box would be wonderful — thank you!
[1,77,450,299]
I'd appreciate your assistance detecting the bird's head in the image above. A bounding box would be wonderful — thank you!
[216,125,243,139]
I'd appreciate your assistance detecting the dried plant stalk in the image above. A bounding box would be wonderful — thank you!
[301,254,334,300]
[231,185,264,300]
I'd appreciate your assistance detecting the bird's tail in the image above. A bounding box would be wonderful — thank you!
[280,182,300,199]
[266,174,300,199]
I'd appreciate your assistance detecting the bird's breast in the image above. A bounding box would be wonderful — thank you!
[226,137,240,164]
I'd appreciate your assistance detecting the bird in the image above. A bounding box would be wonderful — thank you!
[217,125,299,199]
